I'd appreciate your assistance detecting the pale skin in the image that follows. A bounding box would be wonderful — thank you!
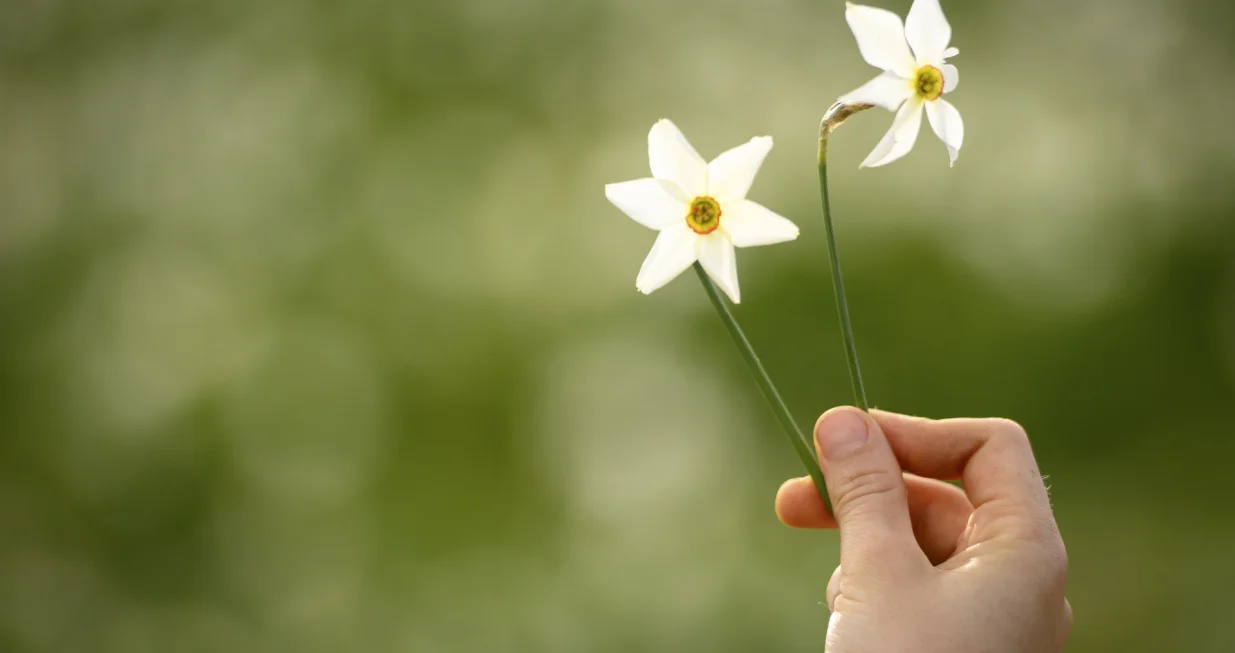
[775,407,1071,653]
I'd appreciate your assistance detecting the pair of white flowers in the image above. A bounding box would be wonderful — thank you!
[605,0,962,303]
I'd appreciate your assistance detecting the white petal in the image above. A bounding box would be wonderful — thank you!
[696,233,740,304]
[723,200,799,248]
[941,64,958,93]
[839,72,914,112]
[844,3,917,77]
[925,98,964,166]
[905,0,952,66]
[605,178,688,230]
[648,119,708,198]
[860,97,924,168]
[636,223,698,295]
[942,47,959,59]
[707,136,773,203]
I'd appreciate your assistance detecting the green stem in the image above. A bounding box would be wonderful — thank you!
[818,121,870,411]
[693,263,830,511]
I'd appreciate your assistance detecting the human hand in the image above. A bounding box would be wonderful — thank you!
[775,408,1071,653]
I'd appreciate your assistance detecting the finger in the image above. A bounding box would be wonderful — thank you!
[826,564,843,612]
[870,410,1059,542]
[774,476,836,528]
[904,474,972,564]
[814,406,924,573]
[776,473,972,564]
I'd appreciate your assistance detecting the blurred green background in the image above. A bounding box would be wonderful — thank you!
[1,0,1233,650]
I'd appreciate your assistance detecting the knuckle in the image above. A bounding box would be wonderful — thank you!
[1028,535,1070,586]
[1049,539,1070,580]
[988,417,1029,444]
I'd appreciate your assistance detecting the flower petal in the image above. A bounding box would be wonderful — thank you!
[636,223,698,295]
[925,98,963,166]
[707,136,773,203]
[648,119,708,198]
[605,178,688,230]
[941,63,958,93]
[942,46,959,59]
[860,97,924,168]
[696,233,740,304]
[839,72,914,112]
[723,200,799,248]
[844,3,917,77]
[905,0,952,66]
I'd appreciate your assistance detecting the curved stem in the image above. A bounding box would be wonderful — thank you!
[818,120,870,411]
[693,264,830,511]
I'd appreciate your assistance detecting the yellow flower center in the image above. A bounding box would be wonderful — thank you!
[913,65,944,101]
[685,196,722,234]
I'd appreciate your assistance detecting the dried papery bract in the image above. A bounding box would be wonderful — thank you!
[821,101,873,136]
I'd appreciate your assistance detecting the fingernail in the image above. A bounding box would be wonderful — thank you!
[815,409,869,460]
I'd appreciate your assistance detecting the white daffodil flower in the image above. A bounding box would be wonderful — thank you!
[604,119,799,304]
[840,0,964,167]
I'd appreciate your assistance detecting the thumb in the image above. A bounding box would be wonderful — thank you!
[815,406,923,573]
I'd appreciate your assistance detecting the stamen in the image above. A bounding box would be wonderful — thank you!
[914,65,944,101]
[685,196,722,234]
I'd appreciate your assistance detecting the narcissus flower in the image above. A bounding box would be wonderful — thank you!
[840,0,964,167]
[604,119,799,304]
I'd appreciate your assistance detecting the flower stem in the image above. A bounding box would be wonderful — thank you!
[693,263,830,511]
[818,119,869,411]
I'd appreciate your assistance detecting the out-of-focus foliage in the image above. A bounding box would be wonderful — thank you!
[1,0,1233,651]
